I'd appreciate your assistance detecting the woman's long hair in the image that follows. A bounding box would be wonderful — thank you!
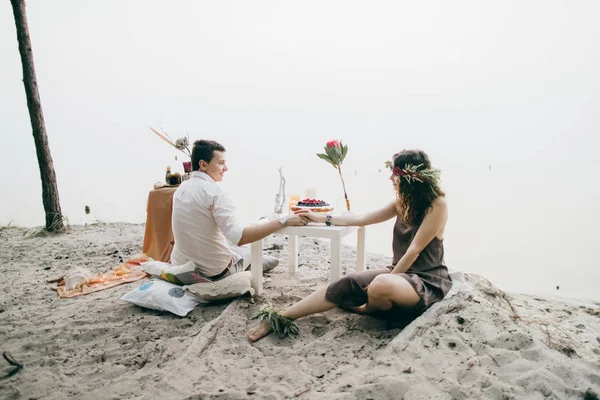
[392,150,445,226]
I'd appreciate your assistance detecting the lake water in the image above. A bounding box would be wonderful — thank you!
[2,152,598,302]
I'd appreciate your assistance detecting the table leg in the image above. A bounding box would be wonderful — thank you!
[357,226,366,272]
[330,238,341,282]
[251,239,263,295]
[289,235,298,275]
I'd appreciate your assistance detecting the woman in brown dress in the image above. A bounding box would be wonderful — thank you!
[248,149,452,341]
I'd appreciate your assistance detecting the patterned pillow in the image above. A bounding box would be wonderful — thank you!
[141,261,211,285]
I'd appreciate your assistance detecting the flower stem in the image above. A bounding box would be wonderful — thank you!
[337,166,350,211]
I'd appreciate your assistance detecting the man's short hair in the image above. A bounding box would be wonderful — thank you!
[192,140,226,171]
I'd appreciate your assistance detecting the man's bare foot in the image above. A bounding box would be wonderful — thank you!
[247,320,271,342]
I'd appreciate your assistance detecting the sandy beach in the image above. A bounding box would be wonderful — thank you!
[0,223,598,399]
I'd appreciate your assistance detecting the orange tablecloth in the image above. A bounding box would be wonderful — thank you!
[143,187,176,262]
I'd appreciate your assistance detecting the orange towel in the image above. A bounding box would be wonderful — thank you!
[51,255,151,298]
[142,187,177,262]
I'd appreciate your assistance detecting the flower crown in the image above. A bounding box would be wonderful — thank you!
[384,161,441,185]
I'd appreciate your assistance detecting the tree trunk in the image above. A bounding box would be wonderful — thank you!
[10,0,64,231]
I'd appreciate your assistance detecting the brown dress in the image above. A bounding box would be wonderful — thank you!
[325,216,452,320]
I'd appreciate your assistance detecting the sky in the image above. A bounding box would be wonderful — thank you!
[1,1,599,299]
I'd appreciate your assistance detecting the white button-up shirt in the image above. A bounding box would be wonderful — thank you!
[170,171,245,277]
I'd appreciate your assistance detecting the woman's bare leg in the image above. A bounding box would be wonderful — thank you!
[363,274,421,312]
[280,286,336,319]
[248,286,336,341]
[247,268,405,342]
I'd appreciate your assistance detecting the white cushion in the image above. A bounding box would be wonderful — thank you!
[184,271,254,302]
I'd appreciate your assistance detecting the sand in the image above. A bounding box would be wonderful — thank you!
[0,223,598,399]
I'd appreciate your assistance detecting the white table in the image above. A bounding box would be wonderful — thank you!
[251,224,366,295]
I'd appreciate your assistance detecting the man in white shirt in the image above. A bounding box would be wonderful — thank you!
[170,140,307,280]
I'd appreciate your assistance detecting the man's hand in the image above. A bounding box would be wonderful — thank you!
[285,214,309,226]
[238,215,308,245]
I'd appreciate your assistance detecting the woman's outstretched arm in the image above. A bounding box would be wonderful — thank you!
[295,201,397,227]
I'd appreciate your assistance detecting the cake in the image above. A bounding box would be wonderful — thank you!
[290,198,334,213]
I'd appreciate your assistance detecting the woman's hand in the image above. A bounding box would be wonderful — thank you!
[295,201,397,228]
[294,209,325,223]
[285,214,309,226]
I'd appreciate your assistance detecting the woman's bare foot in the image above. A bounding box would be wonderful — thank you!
[247,320,271,342]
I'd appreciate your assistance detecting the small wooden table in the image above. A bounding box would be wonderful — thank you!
[251,224,366,295]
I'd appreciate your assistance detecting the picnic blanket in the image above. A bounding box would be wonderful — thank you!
[50,255,151,298]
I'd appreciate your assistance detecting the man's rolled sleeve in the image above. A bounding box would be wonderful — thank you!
[212,192,245,245]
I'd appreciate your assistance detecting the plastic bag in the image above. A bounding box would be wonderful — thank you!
[64,267,94,291]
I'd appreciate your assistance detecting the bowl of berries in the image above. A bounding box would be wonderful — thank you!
[289,198,334,213]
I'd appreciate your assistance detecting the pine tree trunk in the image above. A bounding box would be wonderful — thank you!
[10,0,64,231]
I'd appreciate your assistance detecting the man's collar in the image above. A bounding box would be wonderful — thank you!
[191,171,215,183]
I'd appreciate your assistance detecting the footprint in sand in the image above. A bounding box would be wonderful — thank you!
[306,315,333,337]
[488,332,534,351]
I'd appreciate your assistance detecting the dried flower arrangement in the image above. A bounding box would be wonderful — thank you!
[149,126,191,158]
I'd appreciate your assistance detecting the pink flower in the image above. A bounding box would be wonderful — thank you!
[392,166,405,177]
[316,139,350,210]
[326,140,341,148]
